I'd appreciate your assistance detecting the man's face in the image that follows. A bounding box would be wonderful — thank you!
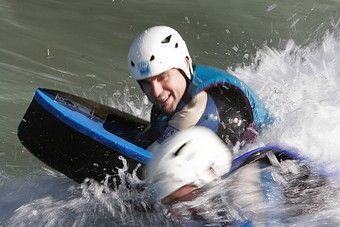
[162,184,201,206]
[161,184,204,219]
[139,69,187,113]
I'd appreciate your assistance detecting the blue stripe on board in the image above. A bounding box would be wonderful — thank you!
[230,145,302,172]
[34,88,152,164]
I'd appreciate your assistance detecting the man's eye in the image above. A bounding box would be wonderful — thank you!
[159,74,168,81]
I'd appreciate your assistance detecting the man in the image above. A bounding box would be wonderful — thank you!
[146,127,326,225]
[146,127,233,207]
[146,127,262,224]
[128,26,272,151]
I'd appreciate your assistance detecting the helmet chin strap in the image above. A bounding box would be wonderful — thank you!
[177,64,197,111]
[178,56,194,105]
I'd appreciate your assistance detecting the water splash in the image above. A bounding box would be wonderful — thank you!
[167,156,340,225]
[107,83,151,121]
[2,157,173,226]
[233,29,340,165]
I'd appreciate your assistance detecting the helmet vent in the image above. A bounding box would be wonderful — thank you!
[161,35,172,43]
[173,142,188,157]
[130,61,135,67]
[175,43,178,48]
[150,55,155,61]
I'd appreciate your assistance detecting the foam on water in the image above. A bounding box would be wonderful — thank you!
[3,156,340,226]
[2,159,174,226]
[233,28,340,166]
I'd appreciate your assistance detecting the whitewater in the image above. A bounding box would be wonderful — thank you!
[0,26,339,225]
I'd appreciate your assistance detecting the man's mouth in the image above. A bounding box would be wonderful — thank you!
[158,94,171,106]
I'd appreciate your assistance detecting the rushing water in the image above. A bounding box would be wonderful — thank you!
[0,0,340,225]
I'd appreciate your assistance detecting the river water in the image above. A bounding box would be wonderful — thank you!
[0,0,339,225]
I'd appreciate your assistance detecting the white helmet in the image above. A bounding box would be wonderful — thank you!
[128,26,193,81]
[146,127,232,201]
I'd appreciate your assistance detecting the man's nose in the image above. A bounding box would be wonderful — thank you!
[150,81,162,98]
